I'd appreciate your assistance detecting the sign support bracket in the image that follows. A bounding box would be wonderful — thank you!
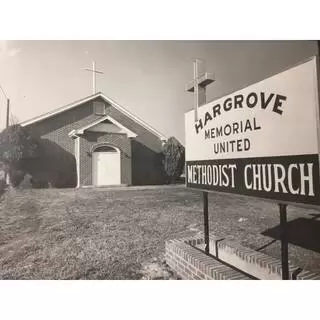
[279,203,289,280]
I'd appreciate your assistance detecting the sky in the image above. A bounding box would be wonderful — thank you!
[0,40,318,144]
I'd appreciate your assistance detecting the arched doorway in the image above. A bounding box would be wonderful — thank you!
[92,145,121,186]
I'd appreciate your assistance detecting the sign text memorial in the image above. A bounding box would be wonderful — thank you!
[185,57,320,205]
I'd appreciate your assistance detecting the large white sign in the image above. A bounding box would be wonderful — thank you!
[185,56,320,205]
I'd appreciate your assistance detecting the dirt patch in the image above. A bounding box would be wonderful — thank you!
[140,256,177,280]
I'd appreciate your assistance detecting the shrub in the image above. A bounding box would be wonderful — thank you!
[0,125,41,187]
[19,173,33,189]
[9,168,25,187]
[162,137,185,184]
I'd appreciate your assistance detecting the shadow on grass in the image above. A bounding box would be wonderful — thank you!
[262,214,320,253]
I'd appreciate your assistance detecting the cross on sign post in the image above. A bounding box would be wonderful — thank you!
[185,59,215,121]
[84,61,104,95]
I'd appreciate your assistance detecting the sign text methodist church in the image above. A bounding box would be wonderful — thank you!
[185,57,320,205]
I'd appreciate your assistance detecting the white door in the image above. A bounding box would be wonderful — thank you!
[92,146,121,186]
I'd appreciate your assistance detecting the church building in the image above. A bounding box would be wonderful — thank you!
[20,92,167,188]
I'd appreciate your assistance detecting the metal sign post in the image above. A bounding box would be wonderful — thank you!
[203,191,209,254]
[186,59,215,255]
[279,203,289,280]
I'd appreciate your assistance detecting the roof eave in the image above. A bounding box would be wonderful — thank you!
[20,92,167,142]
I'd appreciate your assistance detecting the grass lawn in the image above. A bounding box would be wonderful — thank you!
[0,186,203,279]
[1,185,320,279]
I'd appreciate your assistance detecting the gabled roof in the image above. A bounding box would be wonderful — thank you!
[68,115,137,138]
[20,92,167,141]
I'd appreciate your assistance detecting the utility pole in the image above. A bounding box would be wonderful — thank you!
[0,85,10,185]
[4,98,10,185]
[6,98,10,128]
[0,85,8,128]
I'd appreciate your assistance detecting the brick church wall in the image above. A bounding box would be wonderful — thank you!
[23,96,166,187]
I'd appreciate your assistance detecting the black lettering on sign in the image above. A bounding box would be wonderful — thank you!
[229,140,236,152]
[216,126,223,137]
[223,98,233,111]
[224,124,232,136]
[204,112,213,126]
[212,138,251,154]
[253,118,261,130]
[234,94,244,109]
[244,119,252,132]
[233,122,239,134]
[213,104,221,118]
[194,92,287,134]
[273,94,287,115]
[195,119,203,134]
[261,92,274,109]
[244,138,250,151]
[246,92,258,108]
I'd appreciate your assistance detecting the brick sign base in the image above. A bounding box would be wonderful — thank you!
[165,235,320,280]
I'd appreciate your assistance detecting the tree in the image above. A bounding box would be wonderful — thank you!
[0,124,41,187]
[162,137,185,184]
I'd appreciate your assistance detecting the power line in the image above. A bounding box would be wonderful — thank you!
[0,84,7,99]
